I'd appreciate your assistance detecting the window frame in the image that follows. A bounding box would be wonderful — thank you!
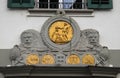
[37,0,85,9]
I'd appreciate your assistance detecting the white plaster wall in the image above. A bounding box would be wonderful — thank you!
[0,0,120,49]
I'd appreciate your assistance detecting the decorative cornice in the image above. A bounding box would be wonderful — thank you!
[28,9,94,17]
[0,66,120,77]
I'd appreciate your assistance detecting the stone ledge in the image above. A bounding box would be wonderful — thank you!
[0,66,120,77]
[27,9,94,17]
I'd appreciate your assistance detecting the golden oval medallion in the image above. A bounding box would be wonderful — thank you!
[41,54,55,64]
[49,21,73,44]
[67,54,80,64]
[26,54,40,65]
[82,54,95,65]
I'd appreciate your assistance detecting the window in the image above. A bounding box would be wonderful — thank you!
[39,0,48,8]
[38,0,83,9]
[37,0,113,9]
[50,0,59,9]
[39,0,59,8]
[8,0,113,9]
[39,0,59,9]
[63,0,82,9]
[8,0,113,10]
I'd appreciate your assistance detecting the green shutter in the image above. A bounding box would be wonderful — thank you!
[7,0,21,8]
[22,0,34,8]
[87,0,113,9]
[7,0,34,8]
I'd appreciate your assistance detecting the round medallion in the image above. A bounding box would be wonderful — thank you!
[26,54,40,65]
[41,16,80,50]
[82,54,95,65]
[67,54,80,64]
[41,54,55,64]
[49,20,73,45]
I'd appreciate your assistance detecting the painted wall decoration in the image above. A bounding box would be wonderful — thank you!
[10,12,109,66]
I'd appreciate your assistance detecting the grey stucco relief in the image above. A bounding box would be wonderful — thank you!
[0,49,119,66]
[9,14,110,66]
[41,15,81,51]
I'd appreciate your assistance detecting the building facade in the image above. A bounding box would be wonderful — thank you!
[0,0,120,77]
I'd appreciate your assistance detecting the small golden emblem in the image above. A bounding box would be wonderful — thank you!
[67,54,80,64]
[42,54,55,64]
[26,54,40,65]
[49,21,73,44]
[82,54,95,65]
